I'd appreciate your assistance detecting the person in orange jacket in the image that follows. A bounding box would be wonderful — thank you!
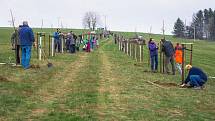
[175,43,183,75]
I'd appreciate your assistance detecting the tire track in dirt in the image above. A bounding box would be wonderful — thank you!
[97,40,125,120]
[8,52,89,121]
[27,52,89,120]
[35,53,88,102]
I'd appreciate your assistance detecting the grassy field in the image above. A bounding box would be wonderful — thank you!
[0,27,215,121]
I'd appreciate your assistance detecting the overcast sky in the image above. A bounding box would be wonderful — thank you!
[0,0,214,34]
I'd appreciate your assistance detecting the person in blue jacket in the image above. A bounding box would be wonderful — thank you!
[181,64,208,89]
[53,29,61,52]
[19,21,35,69]
[148,38,159,72]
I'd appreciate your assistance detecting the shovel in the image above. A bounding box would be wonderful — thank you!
[41,48,53,68]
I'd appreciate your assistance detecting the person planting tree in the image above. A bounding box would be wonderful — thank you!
[148,38,159,72]
[161,39,176,75]
[181,65,208,89]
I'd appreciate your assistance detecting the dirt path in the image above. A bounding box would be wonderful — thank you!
[97,40,125,120]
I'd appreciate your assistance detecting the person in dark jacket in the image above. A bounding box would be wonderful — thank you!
[181,65,208,89]
[148,38,158,72]
[72,32,77,53]
[66,33,75,53]
[161,39,176,75]
[53,29,61,52]
[11,26,22,65]
[19,21,35,69]
[65,33,70,51]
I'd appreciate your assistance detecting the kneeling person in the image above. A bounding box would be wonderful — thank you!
[181,65,208,89]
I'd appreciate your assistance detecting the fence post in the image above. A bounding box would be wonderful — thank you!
[130,42,132,56]
[118,40,121,51]
[39,35,42,61]
[139,44,142,62]
[135,43,137,61]
[127,41,129,55]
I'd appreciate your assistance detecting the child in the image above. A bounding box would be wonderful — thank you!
[175,43,183,75]
[148,38,159,72]
[96,37,99,49]
[86,39,91,52]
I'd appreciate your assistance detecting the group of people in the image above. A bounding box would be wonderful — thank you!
[53,29,81,54]
[148,38,177,74]
[82,36,99,52]
[148,38,207,89]
[53,29,99,54]
[10,23,208,89]
[11,25,101,69]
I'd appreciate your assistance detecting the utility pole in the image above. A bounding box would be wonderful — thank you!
[57,17,60,28]
[104,15,107,31]
[61,21,63,30]
[41,19,43,31]
[162,20,165,39]
[149,26,152,38]
[184,19,187,37]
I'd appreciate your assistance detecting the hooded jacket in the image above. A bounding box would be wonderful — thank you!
[162,40,175,57]
[19,25,35,46]
[148,41,158,56]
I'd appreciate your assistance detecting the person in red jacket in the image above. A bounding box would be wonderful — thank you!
[175,43,183,75]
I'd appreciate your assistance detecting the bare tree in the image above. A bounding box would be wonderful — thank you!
[82,11,100,31]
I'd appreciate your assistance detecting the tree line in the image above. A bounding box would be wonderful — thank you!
[173,8,215,40]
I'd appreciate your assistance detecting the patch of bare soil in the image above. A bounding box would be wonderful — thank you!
[30,64,40,69]
[0,75,9,82]
[154,81,178,87]
[134,62,148,67]
[31,108,47,117]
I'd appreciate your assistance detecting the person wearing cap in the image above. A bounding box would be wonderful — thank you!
[19,21,35,69]
[148,38,159,72]
[161,39,176,75]
[181,65,208,89]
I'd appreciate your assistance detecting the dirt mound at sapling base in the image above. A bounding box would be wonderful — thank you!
[154,81,178,87]
[30,64,40,69]
[0,76,9,82]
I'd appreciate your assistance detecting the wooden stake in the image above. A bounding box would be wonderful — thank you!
[127,41,129,55]
[130,42,132,56]
[182,44,185,83]
[135,44,137,61]
[190,44,193,65]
